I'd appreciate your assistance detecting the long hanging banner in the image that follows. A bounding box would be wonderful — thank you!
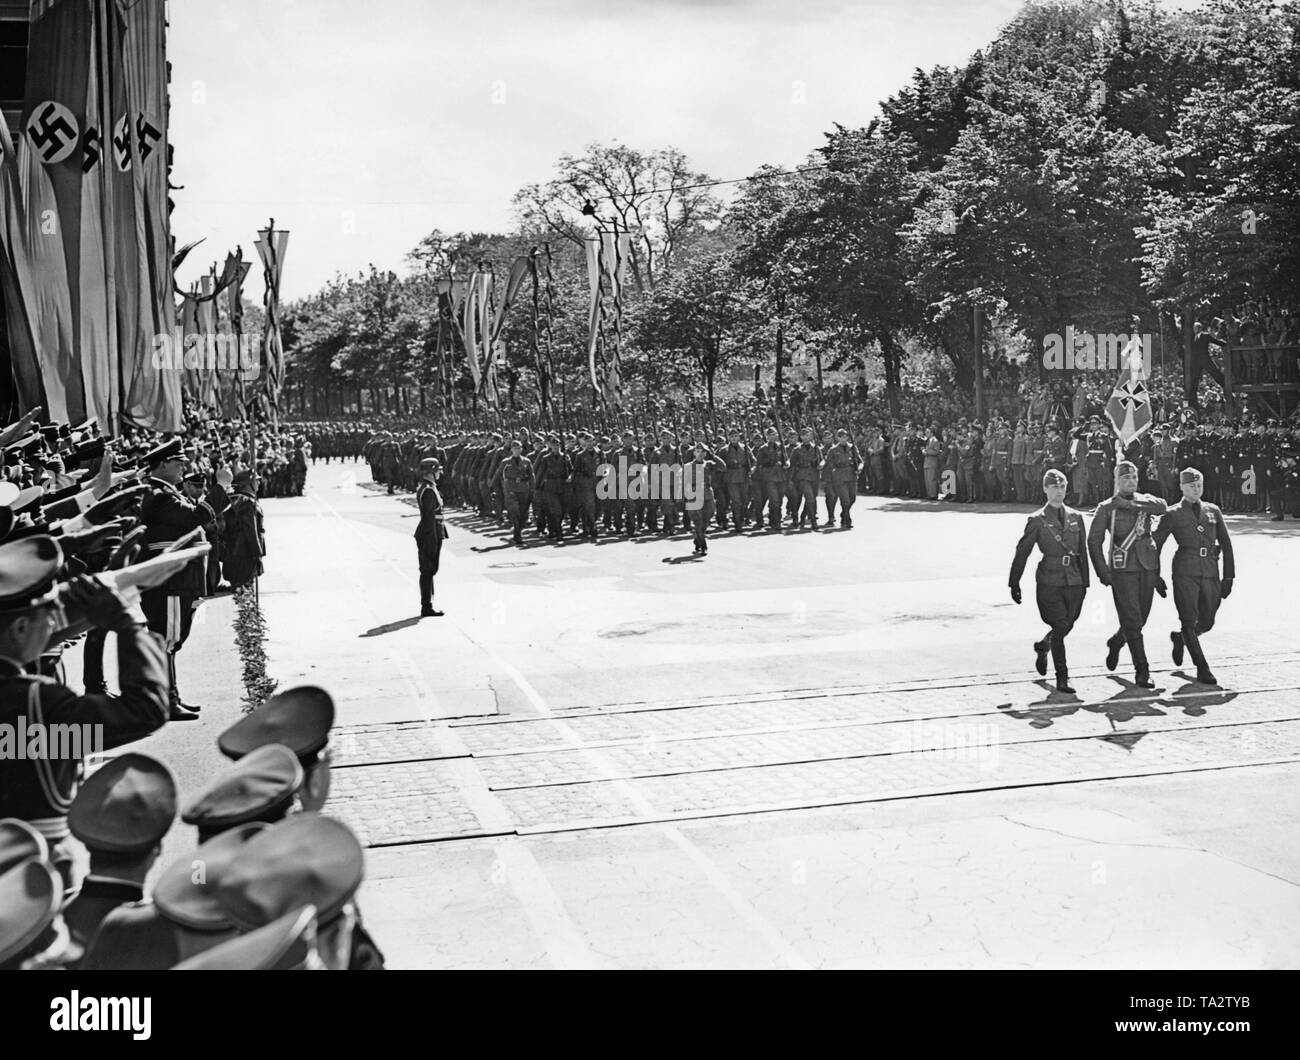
[461,271,482,391]
[254,221,288,415]
[2,0,178,433]
[584,237,604,401]
[119,0,180,432]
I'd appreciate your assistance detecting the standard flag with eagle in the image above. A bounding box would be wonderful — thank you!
[1104,330,1153,447]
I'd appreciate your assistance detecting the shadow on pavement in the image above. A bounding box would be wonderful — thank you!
[360,616,424,637]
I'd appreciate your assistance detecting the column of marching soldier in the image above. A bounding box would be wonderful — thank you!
[347,414,1300,525]
[363,423,873,548]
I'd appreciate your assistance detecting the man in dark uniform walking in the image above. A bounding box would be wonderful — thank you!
[415,458,447,616]
[1153,467,1235,685]
[1088,460,1169,688]
[1009,469,1090,693]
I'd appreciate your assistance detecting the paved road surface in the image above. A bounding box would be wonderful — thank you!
[83,458,1300,968]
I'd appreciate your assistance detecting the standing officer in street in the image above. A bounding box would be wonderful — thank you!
[1153,467,1235,685]
[1008,468,1090,693]
[414,458,447,617]
[1088,460,1169,688]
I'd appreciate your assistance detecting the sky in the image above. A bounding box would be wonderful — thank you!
[165,0,1089,303]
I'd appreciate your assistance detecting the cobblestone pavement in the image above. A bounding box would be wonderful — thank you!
[328,653,1300,846]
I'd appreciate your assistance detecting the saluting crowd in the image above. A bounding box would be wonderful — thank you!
[0,407,372,970]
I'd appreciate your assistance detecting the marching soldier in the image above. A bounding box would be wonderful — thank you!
[650,429,682,536]
[1087,460,1170,688]
[1008,469,1090,693]
[495,439,535,545]
[720,427,754,531]
[1153,467,1235,685]
[414,458,447,616]
[753,427,787,531]
[822,428,864,529]
[570,433,604,541]
[532,434,572,541]
[788,427,822,528]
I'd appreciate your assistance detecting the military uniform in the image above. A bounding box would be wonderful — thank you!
[720,441,754,530]
[823,437,863,527]
[532,444,572,540]
[684,453,726,553]
[497,450,535,544]
[0,537,170,886]
[1009,498,1090,688]
[138,445,225,715]
[1153,483,1235,682]
[61,753,176,965]
[788,440,822,527]
[1088,486,1169,684]
[414,466,447,614]
[571,445,603,540]
[753,437,787,530]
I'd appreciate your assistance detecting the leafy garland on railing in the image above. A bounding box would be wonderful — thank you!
[232,583,277,711]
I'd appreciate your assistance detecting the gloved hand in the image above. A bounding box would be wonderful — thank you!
[1099,571,1113,587]
[1221,577,1233,599]
[60,576,140,632]
[1010,585,1022,605]
[1155,577,1168,598]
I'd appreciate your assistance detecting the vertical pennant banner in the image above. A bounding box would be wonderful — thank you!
[254,222,288,416]
[584,237,604,400]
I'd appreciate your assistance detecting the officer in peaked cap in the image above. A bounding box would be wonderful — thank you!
[0,538,169,887]
[138,435,226,721]
[0,818,48,876]
[182,744,303,841]
[62,754,177,962]
[172,904,320,970]
[216,813,384,970]
[80,822,267,970]
[0,857,65,969]
[218,686,335,812]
